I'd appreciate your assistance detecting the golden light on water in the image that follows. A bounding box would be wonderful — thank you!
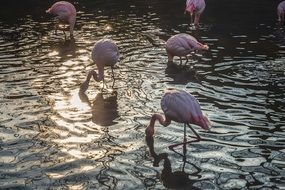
[52,89,92,114]
[104,24,113,31]
[48,50,58,56]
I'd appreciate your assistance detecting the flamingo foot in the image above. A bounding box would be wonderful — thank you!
[168,138,200,150]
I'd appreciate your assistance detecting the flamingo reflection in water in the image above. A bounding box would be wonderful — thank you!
[78,91,119,126]
[80,39,119,92]
[146,135,201,190]
[51,38,76,57]
[165,63,202,85]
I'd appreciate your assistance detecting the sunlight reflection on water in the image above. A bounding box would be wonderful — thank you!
[0,0,285,189]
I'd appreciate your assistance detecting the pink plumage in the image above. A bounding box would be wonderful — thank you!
[277,1,285,23]
[145,89,211,149]
[166,33,208,64]
[92,39,119,68]
[46,1,76,38]
[185,0,206,25]
[80,39,119,92]
[161,89,210,130]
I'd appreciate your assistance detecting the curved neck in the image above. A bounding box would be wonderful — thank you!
[93,64,104,82]
[150,113,169,127]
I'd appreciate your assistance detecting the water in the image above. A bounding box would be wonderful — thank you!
[0,0,285,189]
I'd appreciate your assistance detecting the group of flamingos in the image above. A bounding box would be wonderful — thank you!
[46,0,285,150]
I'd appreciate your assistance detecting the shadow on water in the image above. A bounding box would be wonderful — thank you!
[78,91,119,126]
[165,63,202,85]
[51,38,77,58]
[146,135,201,190]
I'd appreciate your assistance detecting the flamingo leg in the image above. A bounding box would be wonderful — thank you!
[183,124,187,162]
[111,66,115,80]
[186,123,201,140]
[185,56,189,64]
[62,27,66,39]
[55,19,59,35]
[111,66,116,89]
[191,13,194,25]
[101,78,105,92]
[168,123,201,150]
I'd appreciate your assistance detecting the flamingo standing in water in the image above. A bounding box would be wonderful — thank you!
[46,1,76,38]
[185,0,206,26]
[166,33,209,65]
[145,89,210,150]
[277,1,285,23]
[80,39,119,92]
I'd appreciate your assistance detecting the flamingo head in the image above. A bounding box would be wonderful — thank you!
[192,115,211,131]
[198,115,211,131]
[197,42,209,50]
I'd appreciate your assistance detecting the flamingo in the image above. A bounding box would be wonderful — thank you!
[277,1,285,23]
[185,0,206,26]
[46,1,76,38]
[166,33,209,65]
[145,89,210,150]
[80,39,119,92]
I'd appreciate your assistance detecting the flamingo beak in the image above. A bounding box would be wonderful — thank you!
[203,44,209,50]
[197,42,209,50]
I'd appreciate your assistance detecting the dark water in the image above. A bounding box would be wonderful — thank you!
[0,0,285,189]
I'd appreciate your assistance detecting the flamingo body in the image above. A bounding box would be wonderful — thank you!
[92,39,119,67]
[166,33,208,64]
[161,89,209,130]
[145,89,210,139]
[185,0,206,25]
[277,1,285,23]
[80,39,119,92]
[46,1,76,37]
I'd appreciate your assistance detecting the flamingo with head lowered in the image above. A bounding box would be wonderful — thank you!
[145,89,211,150]
[166,33,209,65]
[46,1,76,38]
[185,0,206,26]
[80,39,119,92]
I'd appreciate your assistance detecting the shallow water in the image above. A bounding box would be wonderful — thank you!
[0,0,285,189]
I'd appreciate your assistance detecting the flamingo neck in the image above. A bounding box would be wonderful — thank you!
[93,64,104,82]
[85,70,93,84]
[150,114,168,127]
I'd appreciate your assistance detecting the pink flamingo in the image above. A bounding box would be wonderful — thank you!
[277,1,285,23]
[80,39,119,92]
[46,1,76,38]
[185,0,206,26]
[166,33,209,65]
[145,89,211,149]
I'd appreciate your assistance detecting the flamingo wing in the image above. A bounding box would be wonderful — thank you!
[166,34,198,56]
[47,1,76,20]
[92,39,119,66]
[161,89,210,130]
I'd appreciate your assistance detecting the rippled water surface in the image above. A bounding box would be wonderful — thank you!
[1,0,285,189]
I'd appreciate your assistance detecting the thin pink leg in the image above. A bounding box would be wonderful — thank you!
[168,123,201,150]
